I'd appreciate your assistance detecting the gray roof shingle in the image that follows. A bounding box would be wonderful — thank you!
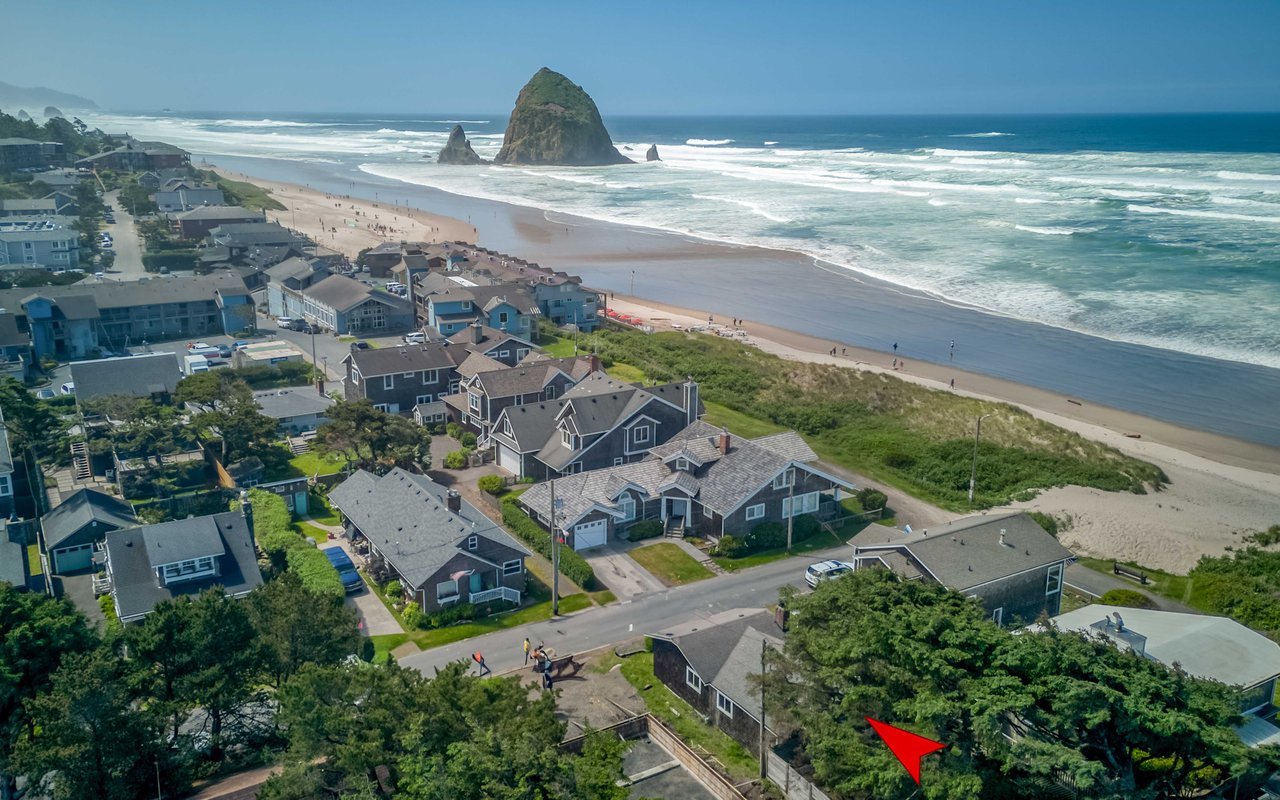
[304,275,410,314]
[253,388,334,421]
[70,352,182,402]
[652,609,782,719]
[40,488,138,551]
[347,341,460,377]
[327,469,529,590]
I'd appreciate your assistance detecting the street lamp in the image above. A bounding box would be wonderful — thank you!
[968,413,995,505]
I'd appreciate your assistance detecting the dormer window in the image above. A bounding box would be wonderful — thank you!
[160,556,216,585]
[773,468,795,490]
[561,428,576,449]
[503,418,513,436]
[674,458,690,472]
[467,535,478,550]
[632,426,650,446]
[468,392,481,412]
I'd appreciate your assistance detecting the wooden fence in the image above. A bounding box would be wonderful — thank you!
[766,750,833,800]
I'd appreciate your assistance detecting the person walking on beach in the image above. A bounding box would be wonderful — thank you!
[893,342,898,354]
[842,347,846,356]
[472,651,490,677]
[523,638,531,665]
[950,378,955,389]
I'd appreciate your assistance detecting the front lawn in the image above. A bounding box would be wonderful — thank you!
[711,528,846,572]
[289,449,346,478]
[628,543,714,586]
[605,363,647,383]
[702,400,788,439]
[620,651,758,783]
[306,489,342,525]
[26,544,42,577]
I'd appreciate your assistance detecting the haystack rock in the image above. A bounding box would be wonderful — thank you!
[437,124,486,165]
[44,106,64,118]
[646,144,660,162]
[17,109,30,120]
[494,68,631,166]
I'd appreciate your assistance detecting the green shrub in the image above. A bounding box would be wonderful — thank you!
[1099,589,1157,609]
[98,595,122,636]
[745,522,786,551]
[141,250,199,271]
[792,514,822,542]
[712,534,747,558]
[499,498,597,590]
[446,422,463,440]
[1028,511,1060,538]
[444,451,467,469]
[243,489,343,601]
[384,579,403,598]
[459,431,477,449]
[478,475,506,495]
[628,520,663,541]
[856,488,888,512]
[402,605,423,630]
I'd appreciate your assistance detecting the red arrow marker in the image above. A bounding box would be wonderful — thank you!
[865,717,946,785]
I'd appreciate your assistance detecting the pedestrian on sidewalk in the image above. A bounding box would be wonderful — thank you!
[472,651,490,677]
[523,637,531,665]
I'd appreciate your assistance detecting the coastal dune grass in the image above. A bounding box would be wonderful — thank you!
[587,328,1165,512]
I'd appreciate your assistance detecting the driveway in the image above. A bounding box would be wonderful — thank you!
[319,540,403,637]
[101,189,145,278]
[582,540,666,601]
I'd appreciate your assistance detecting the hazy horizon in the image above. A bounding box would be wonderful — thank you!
[4,0,1279,116]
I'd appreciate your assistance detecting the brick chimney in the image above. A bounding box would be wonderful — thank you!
[470,321,483,344]
[588,353,601,374]
[446,489,462,514]
[719,427,730,455]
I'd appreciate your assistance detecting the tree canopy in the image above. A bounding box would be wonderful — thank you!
[314,400,431,470]
[765,570,1274,800]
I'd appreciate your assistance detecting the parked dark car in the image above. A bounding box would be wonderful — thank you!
[350,340,370,352]
[323,547,364,593]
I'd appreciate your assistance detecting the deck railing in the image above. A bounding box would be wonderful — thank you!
[469,585,521,605]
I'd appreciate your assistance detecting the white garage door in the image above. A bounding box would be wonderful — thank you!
[497,443,522,475]
[573,519,608,551]
[54,544,93,573]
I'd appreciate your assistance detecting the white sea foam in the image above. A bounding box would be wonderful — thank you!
[930,148,999,157]
[951,157,1031,167]
[686,138,735,146]
[950,131,1015,138]
[927,197,951,206]
[763,141,779,145]
[1217,170,1280,182]
[1015,224,1097,236]
[691,194,792,223]
[1126,204,1280,224]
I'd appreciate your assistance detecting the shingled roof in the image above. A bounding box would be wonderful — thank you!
[651,609,783,721]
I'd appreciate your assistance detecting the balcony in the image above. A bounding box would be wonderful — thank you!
[469,586,521,605]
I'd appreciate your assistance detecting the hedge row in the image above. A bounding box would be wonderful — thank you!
[246,489,344,602]
[499,497,597,591]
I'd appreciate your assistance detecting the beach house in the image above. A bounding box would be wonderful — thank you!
[69,352,182,404]
[492,373,702,482]
[171,205,265,239]
[101,504,262,625]
[253,388,334,435]
[850,512,1074,626]
[0,216,80,269]
[38,487,139,574]
[445,355,595,448]
[518,418,853,551]
[327,468,531,613]
[651,609,784,757]
[293,274,413,335]
[418,280,541,340]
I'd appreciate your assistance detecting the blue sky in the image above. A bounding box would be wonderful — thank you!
[5,0,1279,114]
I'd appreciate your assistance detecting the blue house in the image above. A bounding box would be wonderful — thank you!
[422,284,540,340]
[528,278,602,332]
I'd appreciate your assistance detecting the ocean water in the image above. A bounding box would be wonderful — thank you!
[82,111,1280,369]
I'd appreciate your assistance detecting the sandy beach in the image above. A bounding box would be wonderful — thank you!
[214,168,477,256]
[232,167,1280,573]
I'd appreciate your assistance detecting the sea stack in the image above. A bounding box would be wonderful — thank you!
[494,67,631,166]
[437,124,486,165]
[646,144,661,162]
[43,106,63,118]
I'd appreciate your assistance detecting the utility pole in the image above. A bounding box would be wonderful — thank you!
[630,269,635,296]
[550,479,560,616]
[759,636,767,780]
[310,324,321,395]
[785,470,795,553]
[968,413,994,505]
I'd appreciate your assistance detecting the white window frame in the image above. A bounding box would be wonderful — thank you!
[466,535,478,550]
[498,349,510,359]
[544,385,557,400]
[516,347,530,359]
[613,457,624,466]
[503,418,513,436]
[502,559,522,576]
[1045,563,1063,596]
[674,458,689,471]
[632,426,651,445]
[685,666,702,693]
[618,494,636,521]
[772,468,795,490]
[436,579,458,600]
[382,375,393,390]
[0,474,10,497]
[373,403,390,412]
[514,395,524,406]
[782,491,819,518]
[716,690,734,718]
[745,503,765,521]
[561,429,576,449]
[416,394,434,405]
[992,607,1004,626]
[468,392,481,412]
[498,311,509,326]
[422,369,438,384]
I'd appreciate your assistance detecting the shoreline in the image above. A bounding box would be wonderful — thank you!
[217,162,1280,571]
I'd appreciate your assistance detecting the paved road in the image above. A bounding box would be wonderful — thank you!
[100,189,146,277]
[399,540,840,677]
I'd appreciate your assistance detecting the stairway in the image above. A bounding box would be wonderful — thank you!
[288,433,315,455]
[70,441,91,481]
[664,516,685,538]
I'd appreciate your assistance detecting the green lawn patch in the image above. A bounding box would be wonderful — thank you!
[557,593,592,615]
[26,544,42,577]
[541,339,578,358]
[298,523,334,544]
[620,651,758,783]
[605,363,647,383]
[628,543,714,586]
[289,449,346,478]
[200,169,286,211]
[369,633,409,664]
[1078,557,1196,606]
[703,400,788,439]
[306,490,342,525]
[711,527,846,572]
[589,589,617,606]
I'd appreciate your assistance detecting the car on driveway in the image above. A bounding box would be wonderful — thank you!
[35,388,56,400]
[350,340,370,352]
[60,382,75,395]
[805,559,854,588]
[323,547,365,594]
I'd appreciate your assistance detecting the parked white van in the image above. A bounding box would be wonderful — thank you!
[183,355,210,376]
